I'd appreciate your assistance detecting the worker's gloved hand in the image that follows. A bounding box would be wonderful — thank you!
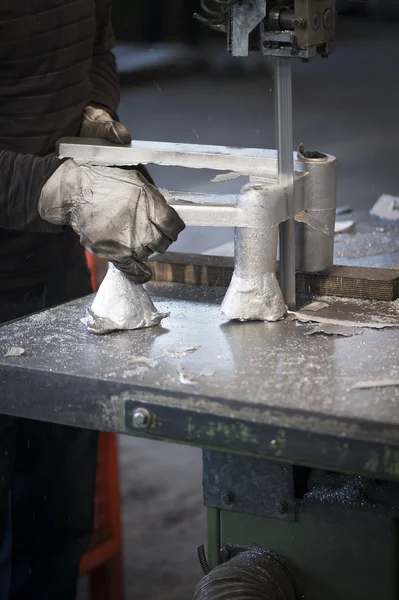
[80,106,132,145]
[38,160,185,283]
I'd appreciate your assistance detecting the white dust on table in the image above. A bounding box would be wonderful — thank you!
[290,311,399,330]
[370,194,399,221]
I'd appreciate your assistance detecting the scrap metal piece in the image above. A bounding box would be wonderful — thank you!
[295,210,330,235]
[301,301,329,312]
[176,364,198,386]
[5,347,25,357]
[81,264,168,334]
[352,379,399,390]
[211,172,243,183]
[370,194,399,221]
[290,311,399,330]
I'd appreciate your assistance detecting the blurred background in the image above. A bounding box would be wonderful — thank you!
[81,2,399,598]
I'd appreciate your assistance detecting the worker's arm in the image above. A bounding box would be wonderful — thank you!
[0,149,184,281]
[38,161,185,283]
[88,0,120,123]
[0,150,63,231]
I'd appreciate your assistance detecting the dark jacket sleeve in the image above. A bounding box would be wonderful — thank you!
[0,150,62,231]
[90,0,120,119]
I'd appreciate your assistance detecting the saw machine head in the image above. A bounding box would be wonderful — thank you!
[194,0,335,59]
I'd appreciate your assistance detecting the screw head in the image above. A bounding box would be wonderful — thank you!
[263,40,272,49]
[133,407,152,429]
[323,8,333,29]
[292,17,305,29]
[221,491,234,506]
[311,11,321,30]
[220,547,230,561]
[272,41,280,49]
[276,501,288,515]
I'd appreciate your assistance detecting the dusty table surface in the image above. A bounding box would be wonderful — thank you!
[0,283,398,480]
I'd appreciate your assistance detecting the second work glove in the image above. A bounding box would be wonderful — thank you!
[38,161,185,283]
[80,106,132,145]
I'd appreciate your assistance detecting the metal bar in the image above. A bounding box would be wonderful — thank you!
[59,138,293,178]
[169,201,241,227]
[275,57,296,310]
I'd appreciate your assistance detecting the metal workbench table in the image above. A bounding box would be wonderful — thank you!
[0,282,398,482]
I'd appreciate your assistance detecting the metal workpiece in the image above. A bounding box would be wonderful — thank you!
[221,183,286,321]
[58,138,336,320]
[295,151,337,272]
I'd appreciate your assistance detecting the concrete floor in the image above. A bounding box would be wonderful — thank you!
[81,10,399,599]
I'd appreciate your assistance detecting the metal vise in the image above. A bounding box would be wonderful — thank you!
[58,138,336,321]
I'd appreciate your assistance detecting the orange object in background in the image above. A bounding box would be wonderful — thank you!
[80,252,124,600]
[85,251,108,292]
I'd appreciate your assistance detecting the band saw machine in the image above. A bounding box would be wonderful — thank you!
[1,2,399,598]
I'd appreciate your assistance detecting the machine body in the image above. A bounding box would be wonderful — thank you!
[195,0,335,59]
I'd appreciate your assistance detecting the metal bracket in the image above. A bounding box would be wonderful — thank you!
[229,0,266,56]
[203,450,296,521]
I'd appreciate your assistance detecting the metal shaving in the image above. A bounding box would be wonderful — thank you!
[301,301,329,312]
[305,324,361,337]
[295,211,330,235]
[289,311,399,330]
[128,356,157,368]
[165,345,201,358]
[211,172,243,183]
[352,379,399,390]
[176,365,198,386]
[5,347,25,357]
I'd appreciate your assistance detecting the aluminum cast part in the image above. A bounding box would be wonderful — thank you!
[295,151,337,272]
[58,138,305,179]
[59,138,336,323]
[81,264,168,334]
[221,184,287,322]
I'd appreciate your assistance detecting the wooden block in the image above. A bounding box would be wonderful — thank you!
[149,253,399,301]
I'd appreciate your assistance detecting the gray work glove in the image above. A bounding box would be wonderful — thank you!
[80,106,132,145]
[38,160,185,283]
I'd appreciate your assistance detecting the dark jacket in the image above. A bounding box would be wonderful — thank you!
[0,0,119,290]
